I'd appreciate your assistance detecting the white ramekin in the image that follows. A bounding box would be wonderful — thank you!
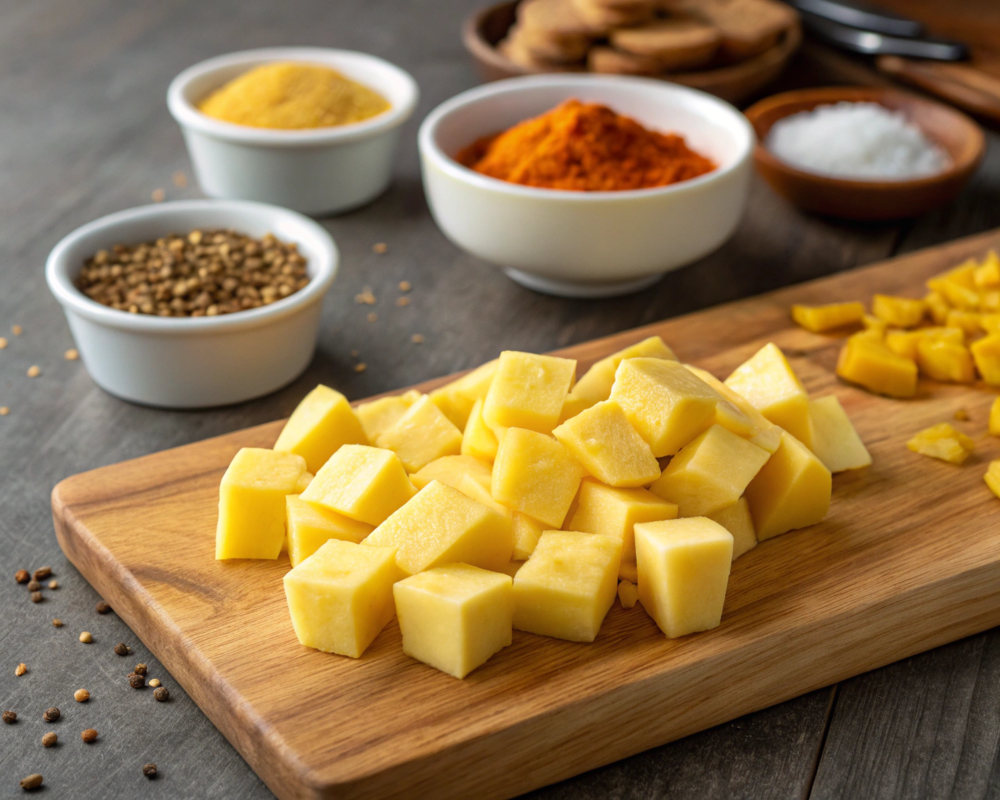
[168,48,419,216]
[46,200,338,408]
[419,74,755,298]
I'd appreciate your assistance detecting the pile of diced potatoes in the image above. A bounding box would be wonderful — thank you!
[215,337,870,679]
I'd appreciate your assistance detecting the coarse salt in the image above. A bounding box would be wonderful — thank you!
[766,102,948,181]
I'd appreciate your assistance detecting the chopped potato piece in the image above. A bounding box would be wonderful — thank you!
[483,351,576,434]
[617,580,639,609]
[928,260,979,309]
[924,292,951,325]
[915,338,975,383]
[428,360,499,430]
[410,455,492,492]
[985,461,1000,498]
[807,396,872,473]
[355,391,420,442]
[375,395,463,472]
[945,309,983,337]
[836,333,917,398]
[569,336,677,409]
[558,392,591,424]
[461,397,500,462]
[907,423,973,465]
[791,302,865,333]
[885,327,963,361]
[981,314,1000,335]
[707,497,756,561]
[511,512,544,561]
[456,473,510,517]
[684,365,782,454]
[285,495,373,568]
[975,251,1000,288]
[971,335,1000,386]
[862,314,888,334]
[871,294,926,328]
[273,385,368,474]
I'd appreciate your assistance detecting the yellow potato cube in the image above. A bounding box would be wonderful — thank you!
[301,444,416,526]
[566,478,677,579]
[363,480,513,575]
[836,333,917,398]
[724,343,813,447]
[296,471,313,493]
[928,261,979,309]
[707,497,756,561]
[649,424,771,518]
[558,392,591,423]
[991,398,1000,436]
[283,539,403,658]
[552,400,660,488]
[791,301,865,333]
[285,495,373,568]
[619,560,638,583]
[273,385,368,474]
[618,580,639,609]
[491,428,586,528]
[456,473,510,517]
[975,251,1000,288]
[570,336,677,409]
[513,531,621,642]
[511,512,544,561]
[394,564,513,679]
[375,395,463,472]
[354,391,420,442]
[634,518,733,638]
[984,461,1000,499]
[915,338,975,383]
[807,396,872,473]
[482,351,577,434]
[497,560,523,579]
[684,365,782,454]
[906,423,973,465]
[216,448,307,560]
[410,455,492,492]
[744,431,831,541]
[611,358,721,457]
[428,359,499,432]
[871,294,926,328]
[945,309,983,337]
[862,314,888,334]
[461,397,499,462]
[885,327,964,361]
[924,291,951,325]
[971,334,1000,386]
[982,314,1000,335]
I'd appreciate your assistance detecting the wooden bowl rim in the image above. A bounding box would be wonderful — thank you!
[744,86,986,192]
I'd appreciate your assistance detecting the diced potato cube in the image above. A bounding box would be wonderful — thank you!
[975,251,1000,288]
[684,365,782,454]
[724,343,813,447]
[491,428,586,528]
[618,580,639,609]
[744,431,831,541]
[456,473,509,517]
[906,423,973,465]
[216,448,307,560]
[428,358,499,429]
[513,531,621,642]
[552,400,660,488]
[611,358,721,457]
[991,398,1000,436]
[707,497,756,561]
[928,261,979,309]
[355,391,420,442]
[375,395,463,472]
[482,351,577,434]
[296,471,313,493]
[511,512,544,561]
[871,294,926,328]
[985,460,1000,499]
[984,291,1000,312]
[283,539,403,658]
[363,480,513,575]
[273,385,368,474]
[945,310,983,337]
[634,518,733,638]
[285,495,373,567]
[982,314,1000,335]
[394,564,513,679]
[807,396,872,473]
[410,455,492,492]
[497,560,523,579]
[971,334,1000,386]
[619,560,638,583]
[791,301,865,333]
[570,336,677,409]
[649,425,771,518]
[862,314,888,334]
[915,338,975,383]
[461,397,499,462]
[558,392,591,423]
[885,327,964,361]
[301,444,416,526]
[924,292,951,325]
[836,333,917,398]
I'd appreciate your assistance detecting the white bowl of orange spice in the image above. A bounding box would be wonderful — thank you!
[46,200,338,408]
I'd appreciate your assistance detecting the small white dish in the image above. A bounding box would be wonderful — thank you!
[46,200,338,408]
[168,48,419,216]
[419,74,755,298]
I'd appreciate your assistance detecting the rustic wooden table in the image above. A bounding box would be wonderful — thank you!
[1,0,998,797]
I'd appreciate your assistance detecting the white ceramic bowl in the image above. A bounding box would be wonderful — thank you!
[419,75,755,298]
[46,200,338,408]
[168,48,419,216]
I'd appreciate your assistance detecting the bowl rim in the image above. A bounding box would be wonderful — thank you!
[417,73,756,201]
[744,85,986,190]
[167,47,420,147]
[46,199,339,334]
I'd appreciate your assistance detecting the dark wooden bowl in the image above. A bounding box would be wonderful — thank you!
[744,87,986,221]
[461,1,802,106]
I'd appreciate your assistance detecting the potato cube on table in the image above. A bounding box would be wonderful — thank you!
[375,395,463,473]
[482,351,577,435]
[649,424,770,518]
[394,564,513,679]
[285,495,373,568]
[791,302,865,333]
[410,455,492,492]
[569,336,677,409]
[355,390,420,442]
[513,531,621,642]
[885,327,963,361]
[553,400,660,488]
[744,431,831,540]
[511,512,544,561]
[611,358,721,457]
[684,365,781,454]
[273,385,368,474]
[363,480,513,575]
[428,359,498,431]
[618,580,639,609]
[915,338,975,383]
[283,539,403,658]
[871,294,926,328]
[907,423,973,465]
[971,335,1000,386]
[707,497,757,561]
[462,397,500,461]
[807,396,871,473]
[301,444,416,526]
[836,333,918,398]
[635,517,733,638]
[491,428,586,528]
[216,448,307,560]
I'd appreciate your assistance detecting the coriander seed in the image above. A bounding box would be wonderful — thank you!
[41,732,57,748]
[27,580,40,592]
[398,280,411,292]
[134,664,147,676]
[354,362,367,373]
[15,569,29,584]
[43,707,59,722]
[52,619,62,628]
[173,171,187,188]
[26,365,40,378]
[153,686,169,702]
[373,242,388,254]
[19,774,42,790]
[411,334,424,344]
[74,689,90,703]
[81,728,98,743]
[2,711,15,724]
[0,336,6,348]
[95,600,111,614]
[148,678,161,688]
[396,296,410,307]
[0,407,9,416]
[142,763,157,778]
[30,592,42,603]
[128,674,145,689]
[79,631,93,643]
[12,324,22,335]
[114,643,129,656]
[15,663,26,676]
[33,567,51,580]
[48,580,57,590]
[151,188,165,203]
[64,349,79,361]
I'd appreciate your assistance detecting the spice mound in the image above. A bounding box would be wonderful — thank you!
[77,230,310,317]
[455,99,715,191]
[198,62,390,130]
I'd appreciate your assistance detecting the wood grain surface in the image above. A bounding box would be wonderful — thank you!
[52,227,1000,800]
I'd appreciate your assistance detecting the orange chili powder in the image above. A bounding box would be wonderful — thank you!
[455,99,716,192]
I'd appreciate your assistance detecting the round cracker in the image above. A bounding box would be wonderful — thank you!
[587,45,664,75]
[509,24,591,63]
[499,35,585,72]
[571,0,655,30]
[610,18,720,70]
[518,0,596,36]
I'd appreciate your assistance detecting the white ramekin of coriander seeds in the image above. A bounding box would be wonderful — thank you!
[46,200,338,408]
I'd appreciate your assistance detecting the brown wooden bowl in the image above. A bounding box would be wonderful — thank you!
[744,87,986,221]
[461,1,802,106]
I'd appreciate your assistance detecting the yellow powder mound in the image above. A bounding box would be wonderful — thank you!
[198,62,390,130]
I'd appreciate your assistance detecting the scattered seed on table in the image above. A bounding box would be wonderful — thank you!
[396,296,410,307]
[354,287,376,305]
[26,366,39,378]
[33,567,51,580]
[74,689,89,703]
[42,708,59,722]
[367,312,378,323]
[373,242,388,254]
[52,619,63,628]
[48,581,57,590]
[41,732,57,748]
[81,728,98,743]
[172,171,187,188]
[411,334,424,344]
[19,774,42,790]
[15,663,27,677]
[0,407,9,416]
[64,349,79,361]
[151,188,165,203]
[148,678,161,688]
[128,674,145,689]
[2,711,15,724]
[79,632,93,643]
[27,580,40,592]
[15,570,29,584]
[30,592,42,603]
[114,643,129,656]
[12,324,22,335]
[354,363,367,373]
[134,664,147,676]
[0,337,6,349]
[95,600,111,614]
[153,687,169,702]
[398,280,411,292]
[142,763,157,778]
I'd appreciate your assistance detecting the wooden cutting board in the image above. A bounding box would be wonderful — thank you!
[53,228,1000,800]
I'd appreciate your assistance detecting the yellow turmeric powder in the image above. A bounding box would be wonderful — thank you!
[198,63,390,130]
[456,99,715,191]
